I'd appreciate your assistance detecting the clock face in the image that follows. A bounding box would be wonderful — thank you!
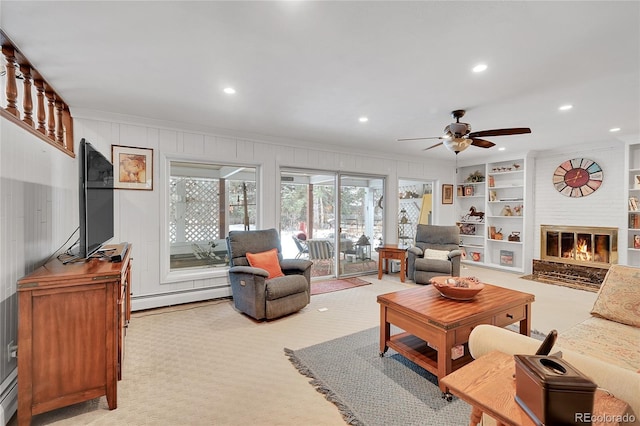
[553,158,603,197]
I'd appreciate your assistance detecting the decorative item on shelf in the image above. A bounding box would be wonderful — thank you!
[513,204,523,215]
[634,235,640,249]
[513,163,521,170]
[463,206,485,222]
[493,228,504,240]
[501,205,513,216]
[430,276,485,300]
[466,170,485,183]
[355,234,371,260]
[629,197,639,211]
[470,252,481,262]
[458,223,476,235]
[457,185,464,196]
[489,190,497,202]
[508,232,521,242]
[500,250,514,266]
[464,185,474,196]
[488,175,495,187]
[635,175,640,189]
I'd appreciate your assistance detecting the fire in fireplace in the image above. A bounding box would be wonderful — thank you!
[541,225,618,267]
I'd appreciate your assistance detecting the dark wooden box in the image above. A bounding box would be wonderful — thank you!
[514,354,596,425]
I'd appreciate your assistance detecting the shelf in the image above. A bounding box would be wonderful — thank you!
[461,243,484,248]
[461,235,483,238]
[487,215,523,219]
[487,239,523,245]
[488,170,523,175]
[457,195,484,199]
[489,200,523,203]
[459,221,485,225]
[488,185,524,189]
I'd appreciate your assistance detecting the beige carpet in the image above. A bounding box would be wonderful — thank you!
[12,265,598,425]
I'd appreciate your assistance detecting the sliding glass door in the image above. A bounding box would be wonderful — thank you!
[280,169,384,279]
[339,175,384,276]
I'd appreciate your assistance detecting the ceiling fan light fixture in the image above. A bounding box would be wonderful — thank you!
[444,138,471,154]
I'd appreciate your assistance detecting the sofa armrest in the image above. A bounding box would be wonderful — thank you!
[228,265,269,278]
[447,249,462,259]
[280,258,312,273]
[408,246,423,257]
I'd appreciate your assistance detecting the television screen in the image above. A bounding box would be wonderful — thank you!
[79,139,114,258]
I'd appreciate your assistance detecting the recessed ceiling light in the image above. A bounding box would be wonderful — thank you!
[359,117,369,123]
[472,64,488,73]
[558,104,573,111]
[223,87,236,95]
[498,147,506,151]
[609,127,621,132]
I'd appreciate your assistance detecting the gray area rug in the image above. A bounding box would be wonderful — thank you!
[285,327,472,426]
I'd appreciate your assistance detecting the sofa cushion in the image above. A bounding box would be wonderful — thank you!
[591,264,640,327]
[265,275,308,300]
[556,316,640,372]
[246,248,284,279]
[424,248,450,260]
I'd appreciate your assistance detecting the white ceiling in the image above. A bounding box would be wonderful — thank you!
[1,1,638,160]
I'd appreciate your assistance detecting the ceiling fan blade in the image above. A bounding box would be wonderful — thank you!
[470,138,495,149]
[397,136,443,142]
[423,142,443,151]
[468,127,531,138]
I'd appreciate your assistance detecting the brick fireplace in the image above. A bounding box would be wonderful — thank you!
[532,225,618,290]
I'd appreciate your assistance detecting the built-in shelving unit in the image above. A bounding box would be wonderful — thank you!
[456,164,487,264]
[627,143,640,266]
[456,157,531,273]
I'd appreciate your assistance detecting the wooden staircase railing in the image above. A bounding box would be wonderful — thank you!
[1,29,74,157]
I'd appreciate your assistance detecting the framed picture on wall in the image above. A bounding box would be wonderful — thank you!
[112,145,153,190]
[442,184,454,204]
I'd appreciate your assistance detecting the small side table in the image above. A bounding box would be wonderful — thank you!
[441,350,629,426]
[375,245,407,283]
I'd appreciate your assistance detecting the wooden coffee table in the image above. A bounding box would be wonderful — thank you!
[441,350,629,426]
[377,283,534,398]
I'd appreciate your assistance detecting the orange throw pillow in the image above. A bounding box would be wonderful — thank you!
[246,248,284,279]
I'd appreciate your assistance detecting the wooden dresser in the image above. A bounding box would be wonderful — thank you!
[17,246,132,425]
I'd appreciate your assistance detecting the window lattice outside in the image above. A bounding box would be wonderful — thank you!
[170,177,219,243]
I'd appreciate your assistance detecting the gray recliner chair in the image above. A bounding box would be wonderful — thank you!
[407,224,462,285]
[226,228,312,320]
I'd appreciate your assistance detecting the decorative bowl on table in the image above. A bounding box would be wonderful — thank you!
[430,276,485,300]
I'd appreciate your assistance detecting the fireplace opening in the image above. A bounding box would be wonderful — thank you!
[541,225,617,267]
[532,225,618,291]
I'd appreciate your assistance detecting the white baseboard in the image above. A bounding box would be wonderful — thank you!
[131,286,232,311]
[0,370,17,426]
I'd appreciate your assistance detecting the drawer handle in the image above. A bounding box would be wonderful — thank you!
[506,313,513,319]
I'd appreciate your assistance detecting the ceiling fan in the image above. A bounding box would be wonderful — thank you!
[398,109,531,154]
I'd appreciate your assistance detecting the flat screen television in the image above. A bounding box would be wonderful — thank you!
[78,138,114,259]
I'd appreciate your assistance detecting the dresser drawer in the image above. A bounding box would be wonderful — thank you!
[494,305,526,327]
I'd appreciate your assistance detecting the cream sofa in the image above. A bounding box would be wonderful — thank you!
[468,264,640,425]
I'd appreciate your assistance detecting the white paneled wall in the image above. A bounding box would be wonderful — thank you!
[532,143,625,259]
[0,117,77,420]
[73,116,456,311]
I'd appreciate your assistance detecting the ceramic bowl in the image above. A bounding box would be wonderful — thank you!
[430,276,485,300]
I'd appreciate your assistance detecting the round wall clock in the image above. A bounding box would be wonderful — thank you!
[553,158,603,197]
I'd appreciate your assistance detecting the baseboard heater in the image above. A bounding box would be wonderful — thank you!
[0,370,17,425]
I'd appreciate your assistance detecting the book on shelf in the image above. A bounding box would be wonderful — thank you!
[629,196,639,211]
[630,213,640,229]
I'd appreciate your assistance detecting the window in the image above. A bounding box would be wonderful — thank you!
[168,161,257,272]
